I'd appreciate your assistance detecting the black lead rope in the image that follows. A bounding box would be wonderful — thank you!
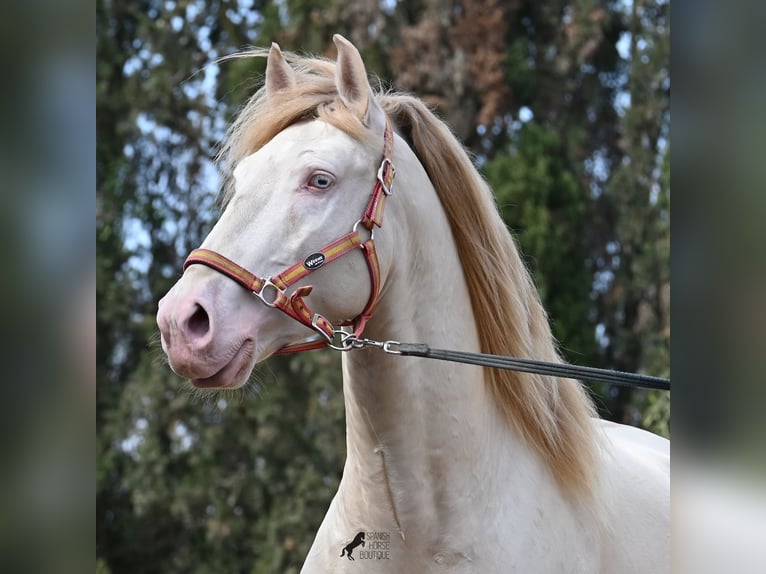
[337,336,670,391]
[391,343,671,391]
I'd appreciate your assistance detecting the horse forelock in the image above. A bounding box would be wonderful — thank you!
[216,48,600,501]
[216,49,378,209]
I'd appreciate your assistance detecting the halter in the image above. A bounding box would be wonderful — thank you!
[183,120,396,355]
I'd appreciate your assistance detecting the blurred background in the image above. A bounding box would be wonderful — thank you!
[96,0,671,572]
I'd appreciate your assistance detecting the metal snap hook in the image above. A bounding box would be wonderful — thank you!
[382,340,402,354]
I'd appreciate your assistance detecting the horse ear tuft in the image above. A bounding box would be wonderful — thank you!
[333,34,370,120]
[265,42,295,95]
[333,34,387,132]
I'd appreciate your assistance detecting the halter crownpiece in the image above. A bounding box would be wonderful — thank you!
[183,119,395,354]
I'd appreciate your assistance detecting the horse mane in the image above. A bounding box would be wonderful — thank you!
[217,50,598,498]
[378,95,599,498]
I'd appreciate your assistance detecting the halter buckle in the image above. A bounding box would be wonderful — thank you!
[311,314,336,343]
[253,278,282,308]
[377,158,395,196]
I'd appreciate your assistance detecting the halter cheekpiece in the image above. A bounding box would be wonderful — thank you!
[183,119,396,354]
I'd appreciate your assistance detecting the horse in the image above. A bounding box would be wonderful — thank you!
[340,531,366,560]
[156,35,669,573]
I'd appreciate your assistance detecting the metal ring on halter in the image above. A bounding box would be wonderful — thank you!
[253,278,282,308]
[327,329,355,351]
[352,219,374,243]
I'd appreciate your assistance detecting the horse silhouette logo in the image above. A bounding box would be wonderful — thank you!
[340,531,365,560]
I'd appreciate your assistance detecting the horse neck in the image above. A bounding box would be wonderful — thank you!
[335,145,533,540]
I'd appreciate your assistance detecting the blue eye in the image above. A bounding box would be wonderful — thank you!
[309,173,334,190]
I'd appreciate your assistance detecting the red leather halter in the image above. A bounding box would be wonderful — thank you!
[183,120,395,354]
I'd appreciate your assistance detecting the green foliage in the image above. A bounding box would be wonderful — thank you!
[642,391,671,438]
[98,350,346,573]
[485,122,598,364]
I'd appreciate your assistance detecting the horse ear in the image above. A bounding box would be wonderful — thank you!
[333,34,385,130]
[265,42,295,95]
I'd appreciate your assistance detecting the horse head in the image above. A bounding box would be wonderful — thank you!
[156,36,395,388]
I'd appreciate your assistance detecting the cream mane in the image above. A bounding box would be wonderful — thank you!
[217,50,598,497]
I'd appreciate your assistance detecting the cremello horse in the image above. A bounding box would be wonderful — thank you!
[157,35,669,573]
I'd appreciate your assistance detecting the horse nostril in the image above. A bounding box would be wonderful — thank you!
[186,303,210,339]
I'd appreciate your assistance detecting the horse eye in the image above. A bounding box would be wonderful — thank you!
[309,173,334,190]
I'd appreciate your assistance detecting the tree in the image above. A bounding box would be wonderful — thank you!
[593,0,670,426]
[486,121,598,364]
[478,0,669,425]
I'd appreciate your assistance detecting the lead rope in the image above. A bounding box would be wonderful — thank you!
[333,334,671,391]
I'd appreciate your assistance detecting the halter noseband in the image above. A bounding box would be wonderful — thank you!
[183,120,396,354]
